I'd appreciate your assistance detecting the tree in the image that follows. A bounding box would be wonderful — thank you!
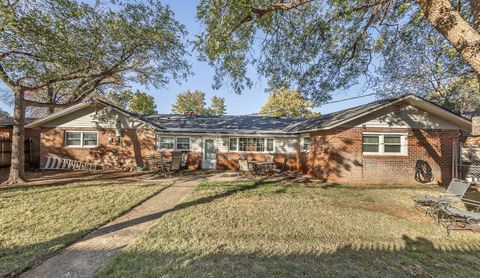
[106,90,134,110]
[259,87,319,117]
[0,0,189,184]
[427,77,480,116]
[172,90,227,115]
[196,0,480,103]
[129,91,157,115]
[172,90,208,114]
[208,96,226,115]
[0,108,8,117]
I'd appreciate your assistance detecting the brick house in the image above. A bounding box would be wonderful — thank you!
[26,94,472,185]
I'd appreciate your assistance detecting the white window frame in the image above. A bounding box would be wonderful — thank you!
[176,137,191,151]
[228,137,275,153]
[301,137,311,152]
[157,136,191,151]
[362,132,408,156]
[64,131,98,148]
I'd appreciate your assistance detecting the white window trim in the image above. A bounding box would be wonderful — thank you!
[228,137,275,153]
[362,132,408,156]
[301,137,311,152]
[176,137,191,151]
[64,131,99,148]
[158,136,191,151]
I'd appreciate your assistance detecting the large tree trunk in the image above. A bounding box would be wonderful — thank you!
[4,87,26,184]
[417,0,480,75]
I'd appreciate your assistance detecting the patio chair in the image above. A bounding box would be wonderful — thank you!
[154,155,182,177]
[274,157,289,173]
[238,158,250,176]
[414,178,471,206]
[437,203,480,235]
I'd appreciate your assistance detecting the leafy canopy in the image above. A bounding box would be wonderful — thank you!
[259,87,319,117]
[0,0,190,106]
[107,89,157,115]
[196,0,480,105]
[171,90,226,115]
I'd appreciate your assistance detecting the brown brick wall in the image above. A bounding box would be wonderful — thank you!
[300,127,460,185]
[39,127,203,170]
[40,127,158,168]
[216,152,299,171]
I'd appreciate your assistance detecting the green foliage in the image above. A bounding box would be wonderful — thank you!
[259,87,319,117]
[129,91,157,115]
[106,90,157,115]
[208,96,226,115]
[106,91,134,110]
[172,90,226,115]
[0,0,190,105]
[0,108,9,117]
[427,77,480,116]
[196,0,478,106]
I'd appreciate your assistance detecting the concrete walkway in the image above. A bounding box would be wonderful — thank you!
[20,178,200,278]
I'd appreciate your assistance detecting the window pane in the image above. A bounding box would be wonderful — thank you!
[256,138,265,152]
[363,136,379,144]
[239,138,247,151]
[66,132,81,146]
[246,138,256,152]
[384,136,401,144]
[83,133,97,146]
[384,145,401,153]
[363,144,379,152]
[229,138,237,151]
[160,137,174,149]
[176,138,190,150]
[266,139,274,152]
[303,137,311,151]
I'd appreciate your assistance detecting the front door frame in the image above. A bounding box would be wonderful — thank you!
[202,137,217,170]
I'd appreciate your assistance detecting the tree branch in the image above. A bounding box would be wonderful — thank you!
[0,62,15,90]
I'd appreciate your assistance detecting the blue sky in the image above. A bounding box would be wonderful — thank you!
[0,0,376,116]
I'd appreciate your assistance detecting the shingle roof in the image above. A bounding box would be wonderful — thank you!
[0,117,38,127]
[143,97,399,133]
[144,114,306,133]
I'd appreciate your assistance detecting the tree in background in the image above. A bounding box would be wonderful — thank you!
[129,91,157,115]
[172,90,226,115]
[0,0,189,184]
[196,1,480,104]
[0,108,8,118]
[259,87,319,117]
[106,91,135,110]
[106,90,157,115]
[208,96,226,115]
[427,77,480,116]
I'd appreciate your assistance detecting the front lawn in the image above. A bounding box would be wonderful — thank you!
[0,180,168,277]
[99,181,480,277]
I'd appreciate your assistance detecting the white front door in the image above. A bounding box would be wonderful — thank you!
[202,138,217,169]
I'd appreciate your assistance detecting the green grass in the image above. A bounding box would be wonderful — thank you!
[98,181,480,277]
[0,180,168,277]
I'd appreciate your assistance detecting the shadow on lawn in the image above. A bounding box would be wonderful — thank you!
[97,235,480,277]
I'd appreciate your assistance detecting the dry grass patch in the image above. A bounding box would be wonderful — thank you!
[0,180,168,277]
[98,181,480,277]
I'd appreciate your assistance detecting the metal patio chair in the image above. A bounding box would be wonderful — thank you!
[414,178,472,206]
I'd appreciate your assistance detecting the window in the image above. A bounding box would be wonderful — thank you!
[266,139,274,152]
[229,138,275,152]
[229,138,238,151]
[83,132,98,146]
[65,132,98,147]
[176,137,190,151]
[302,137,311,152]
[158,137,191,151]
[362,135,379,153]
[159,137,174,150]
[362,133,406,155]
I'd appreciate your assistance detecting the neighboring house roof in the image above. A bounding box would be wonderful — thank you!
[26,94,472,133]
[0,117,38,127]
